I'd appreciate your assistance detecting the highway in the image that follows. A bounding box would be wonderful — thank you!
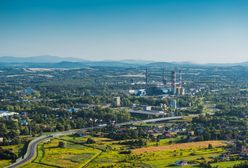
[6,116,184,168]
[7,136,48,168]
[117,116,183,126]
[129,109,166,116]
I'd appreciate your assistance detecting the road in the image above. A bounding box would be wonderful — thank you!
[129,109,165,116]
[6,116,185,168]
[7,136,48,168]
[116,116,183,126]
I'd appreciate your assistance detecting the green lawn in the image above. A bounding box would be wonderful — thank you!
[211,160,246,168]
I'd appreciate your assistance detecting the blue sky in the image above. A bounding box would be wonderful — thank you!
[0,0,248,63]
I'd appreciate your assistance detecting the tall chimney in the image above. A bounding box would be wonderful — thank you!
[163,67,166,85]
[146,68,148,85]
[171,70,176,95]
[179,70,182,88]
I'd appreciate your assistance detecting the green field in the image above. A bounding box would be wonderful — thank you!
[211,160,246,168]
[132,141,226,168]
[18,135,246,168]
[147,136,185,147]
[0,160,11,168]
[21,136,101,168]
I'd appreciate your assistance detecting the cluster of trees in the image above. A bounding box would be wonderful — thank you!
[0,120,20,145]
[192,106,248,141]
[107,126,147,140]
[0,106,132,145]
[118,139,147,148]
[0,147,17,161]
[24,107,131,135]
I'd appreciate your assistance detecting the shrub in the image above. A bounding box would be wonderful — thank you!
[58,141,66,148]
[0,147,17,161]
[86,138,96,144]
[119,150,131,154]
[208,144,213,149]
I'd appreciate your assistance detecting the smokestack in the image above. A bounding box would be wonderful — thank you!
[171,70,176,95]
[179,70,182,88]
[146,68,148,85]
[162,67,166,85]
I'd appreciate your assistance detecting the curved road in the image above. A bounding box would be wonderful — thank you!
[7,136,48,168]
[6,116,184,168]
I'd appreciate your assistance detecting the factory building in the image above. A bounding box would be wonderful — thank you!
[129,68,186,97]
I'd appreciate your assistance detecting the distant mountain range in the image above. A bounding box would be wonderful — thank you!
[0,55,247,68]
[0,55,84,63]
[0,55,157,68]
[0,55,151,68]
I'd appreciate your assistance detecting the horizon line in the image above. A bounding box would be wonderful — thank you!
[0,55,247,65]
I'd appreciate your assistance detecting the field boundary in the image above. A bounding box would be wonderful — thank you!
[80,151,102,168]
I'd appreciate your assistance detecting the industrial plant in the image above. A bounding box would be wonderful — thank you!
[129,68,186,97]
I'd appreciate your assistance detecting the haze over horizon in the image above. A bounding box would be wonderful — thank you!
[1,0,248,64]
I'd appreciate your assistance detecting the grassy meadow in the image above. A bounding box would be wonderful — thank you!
[12,135,244,168]
[21,136,101,168]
